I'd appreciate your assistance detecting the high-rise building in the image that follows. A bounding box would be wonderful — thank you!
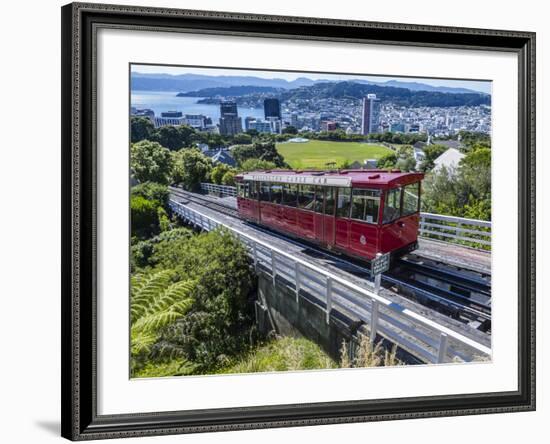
[264,98,281,119]
[361,94,381,135]
[218,101,242,136]
[244,116,256,131]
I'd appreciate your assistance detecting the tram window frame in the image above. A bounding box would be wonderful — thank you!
[259,182,271,202]
[248,181,259,200]
[323,187,336,216]
[297,184,316,211]
[282,183,298,207]
[270,183,283,204]
[336,187,351,218]
[402,182,420,216]
[313,187,325,213]
[383,187,402,224]
[350,188,381,224]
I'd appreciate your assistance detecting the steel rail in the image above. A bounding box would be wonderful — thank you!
[169,197,491,363]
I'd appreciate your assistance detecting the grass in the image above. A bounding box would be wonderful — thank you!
[276,140,393,169]
[218,336,337,374]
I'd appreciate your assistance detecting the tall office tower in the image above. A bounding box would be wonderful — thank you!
[218,101,242,136]
[264,98,281,119]
[361,94,381,135]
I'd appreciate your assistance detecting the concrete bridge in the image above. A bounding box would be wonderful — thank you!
[168,193,491,365]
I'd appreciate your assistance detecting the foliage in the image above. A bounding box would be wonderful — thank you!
[131,227,193,271]
[171,148,213,191]
[130,140,173,185]
[396,155,417,172]
[339,334,400,368]
[151,125,196,151]
[221,170,236,186]
[130,270,195,376]
[232,141,287,167]
[421,142,491,221]
[131,182,169,206]
[239,158,277,171]
[376,152,398,169]
[419,144,448,171]
[210,163,233,185]
[130,116,154,143]
[282,125,298,134]
[218,336,337,374]
[130,195,162,239]
[152,228,257,371]
[231,133,253,145]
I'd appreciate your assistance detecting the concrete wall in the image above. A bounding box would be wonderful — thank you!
[255,274,365,362]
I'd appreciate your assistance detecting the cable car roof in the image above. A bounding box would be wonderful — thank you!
[237,170,423,187]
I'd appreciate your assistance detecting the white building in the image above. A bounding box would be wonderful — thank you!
[433,148,465,173]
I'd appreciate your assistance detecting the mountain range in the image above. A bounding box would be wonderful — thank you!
[131,72,488,95]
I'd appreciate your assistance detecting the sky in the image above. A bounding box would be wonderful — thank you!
[131,64,491,94]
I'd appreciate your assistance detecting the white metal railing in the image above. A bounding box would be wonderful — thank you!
[200,183,492,250]
[200,182,237,197]
[169,199,491,364]
[419,213,491,248]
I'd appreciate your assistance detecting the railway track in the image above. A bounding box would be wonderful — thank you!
[169,187,492,330]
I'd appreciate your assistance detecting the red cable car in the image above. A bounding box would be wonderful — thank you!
[235,169,424,263]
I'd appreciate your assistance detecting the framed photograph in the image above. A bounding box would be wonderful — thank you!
[61,2,536,440]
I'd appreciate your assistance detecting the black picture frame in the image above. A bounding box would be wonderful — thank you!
[61,2,536,440]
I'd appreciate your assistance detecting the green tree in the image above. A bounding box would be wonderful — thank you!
[419,144,447,172]
[239,158,277,171]
[210,163,232,185]
[396,155,417,172]
[131,182,169,206]
[151,126,184,150]
[232,133,253,145]
[377,152,398,169]
[152,229,257,370]
[171,148,213,191]
[130,269,195,375]
[131,195,161,239]
[130,140,173,185]
[221,170,236,186]
[131,116,154,143]
[232,141,286,167]
[282,125,298,135]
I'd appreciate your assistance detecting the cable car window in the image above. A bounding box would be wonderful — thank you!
[313,187,324,213]
[236,182,244,198]
[402,182,420,216]
[248,181,258,200]
[324,187,336,215]
[270,183,283,204]
[383,187,402,223]
[282,184,298,207]
[297,185,316,211]
[259,182,270,201]
[336,188,351,218]
[351,189,380,224]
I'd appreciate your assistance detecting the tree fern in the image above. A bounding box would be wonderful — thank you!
[130,270,195,358]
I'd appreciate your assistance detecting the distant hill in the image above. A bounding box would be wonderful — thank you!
[131,72,489,95]
[131,72,316,92]
[178,85,284,97]
[278,81,490,107]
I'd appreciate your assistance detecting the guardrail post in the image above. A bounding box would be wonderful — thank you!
[374,272,382,295]
[271,250,277,286]
[326,277,333,324]
[370,300,379,344]
[437,333,448,363]
[253,243,258,272]
[295,262,301,303]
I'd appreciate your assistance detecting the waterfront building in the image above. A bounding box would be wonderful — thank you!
[361,94,381,135]
[264,98,281,119]
[248,119,272,133]
[154,110,186,128]
[219,101,242,136]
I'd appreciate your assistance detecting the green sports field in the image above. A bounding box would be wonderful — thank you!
[276,140,393,169]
